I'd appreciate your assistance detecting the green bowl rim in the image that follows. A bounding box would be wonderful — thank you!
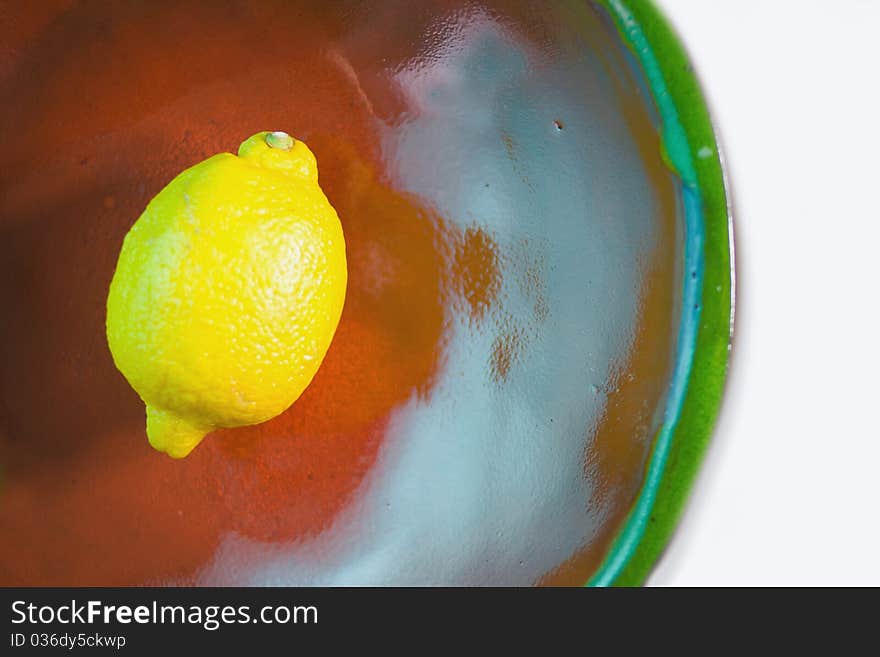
[586,0,735,586]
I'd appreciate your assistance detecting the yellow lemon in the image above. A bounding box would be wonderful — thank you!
[106,131,347,458]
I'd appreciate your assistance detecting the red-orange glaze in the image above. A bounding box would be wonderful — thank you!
[0,1,499,585]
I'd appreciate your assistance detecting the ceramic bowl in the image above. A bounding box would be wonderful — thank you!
[0,0,732,585]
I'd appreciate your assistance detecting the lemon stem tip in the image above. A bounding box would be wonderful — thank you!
[266,131,295,151]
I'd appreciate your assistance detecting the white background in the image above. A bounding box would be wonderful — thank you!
[650,0,880,585]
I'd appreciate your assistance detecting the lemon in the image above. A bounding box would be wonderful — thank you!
[106,131,347,458]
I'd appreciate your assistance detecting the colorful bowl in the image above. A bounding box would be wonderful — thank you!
[0,0,732,585]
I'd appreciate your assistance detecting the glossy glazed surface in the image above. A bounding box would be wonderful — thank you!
[0,0,682,585]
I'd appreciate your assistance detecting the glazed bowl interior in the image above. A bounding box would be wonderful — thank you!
[0,0,715,585]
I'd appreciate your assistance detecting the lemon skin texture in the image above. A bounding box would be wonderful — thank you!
[106,132,347,458]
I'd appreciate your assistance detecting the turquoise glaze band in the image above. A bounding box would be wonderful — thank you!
[588,0,734,586]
